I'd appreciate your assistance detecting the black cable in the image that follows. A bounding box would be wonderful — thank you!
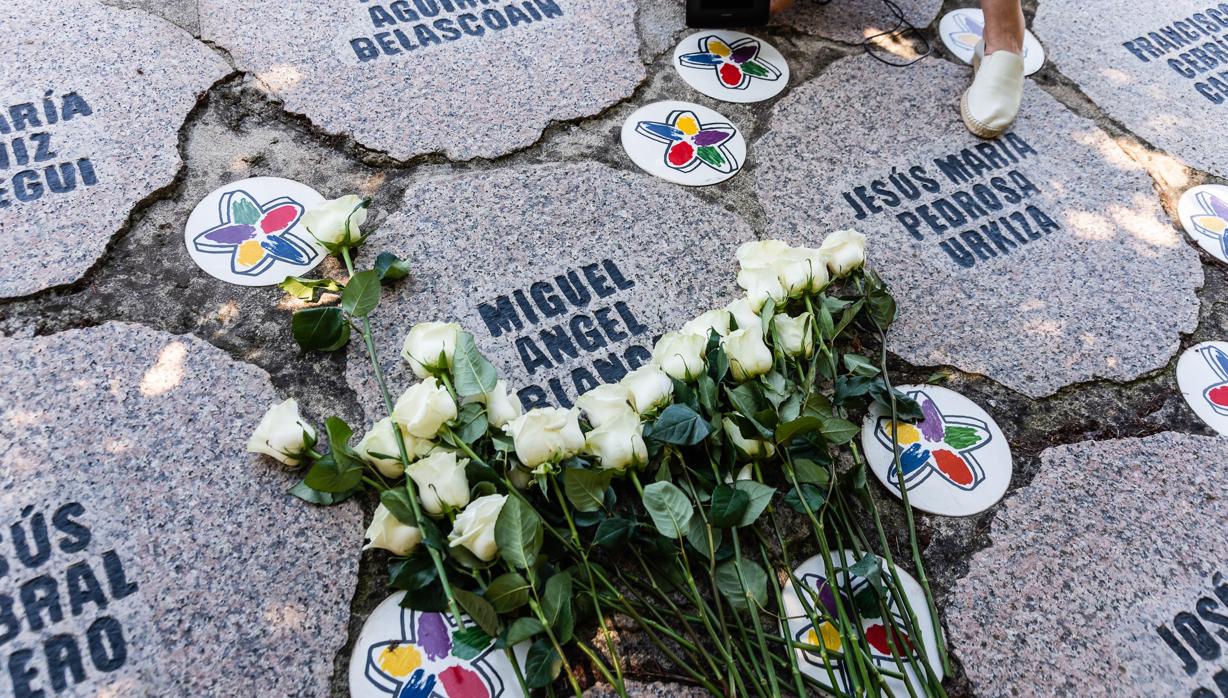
[814,0,933,67]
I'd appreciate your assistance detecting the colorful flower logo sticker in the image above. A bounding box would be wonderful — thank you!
[1178,184,1228,265]
[673,31,789,103]
[780,551,944,695]
[860,385,1012,516]
[938,9,1046,76]
[184,177,327,286]
[349,593,528,698]
[1177,341,1228,436]
[621,101,747,187]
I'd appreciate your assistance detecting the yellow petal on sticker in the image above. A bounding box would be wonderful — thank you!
[378,644,422,678]
[954,32,981,48]
[237,239,265,267]
[885,421,921,445]
[676,115,700,136]
[810,622,842,651]
[709,39,732,57]
[1193,215,1228,235]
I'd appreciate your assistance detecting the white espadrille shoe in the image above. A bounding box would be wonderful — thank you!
[961,40,1024,139]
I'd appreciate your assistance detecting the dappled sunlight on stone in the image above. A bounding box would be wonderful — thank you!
[1065,211,1115,241]
[5,409,43,428]
[140,341,188,397]
[257,64,305,93]
[104,437,133,454]
[264,603,308,631]
[1112,195,1181,250]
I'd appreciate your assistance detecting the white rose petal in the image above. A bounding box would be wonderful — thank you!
[820,229,867,277]
[363,504,422,556]
[723,417,776,460]
[392,377,457,439]
[585,410,647,472]
[576,383,634,428]
[737,266,787,311]
[681,309,732,339]
[302,195,368,245]
[467,379,522,429]
[777,247,830,297]
[247,398,316,468]
[503,407,585,469]
[449,494,507,562]
[620,365,674,414]
[736,239,791,270]
[651,332,707,381]
[401,322,461,378]
[774,313,815,358]
[726,297,763,335]
[406,450,471,516]
[355,417,421,478]
[724,463,756,483]
[722,328,774,381]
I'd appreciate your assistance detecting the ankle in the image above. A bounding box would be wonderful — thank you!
[982,31,1024,56]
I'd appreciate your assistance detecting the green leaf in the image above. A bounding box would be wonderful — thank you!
[379,487,418,526]
[714,559,769,612]
[708,485,749,528]
[649,404,711,446]
[278,276,340,301]
[341,270,381,317]
[417,517,447,551]
[452,402,489,444]
[388,553,438,591]
[843,353,880,377]
[287,479,355,505]
[563,468,612,513]
[865,270,898,328]
[541,572,574,643]
[685,514,721,559]
[793,459,831,486]
[943,425,984,449]
[774,416,823,445]
[303,420,363,493]
[484,572,531,613]
[374,251,410,281]
[725,384,773,439]
[524,639,562,688]
[853,584,882,618]
[454,588,500,637]
[849,552,884,592]
[291,307,349,352]
[503,617,544,647]
[641,481,693,539]
[453,331,498,398]
[820,416,859,445]
[783,484,827,514]
[733,481,775,527]
[593,517,636,549]
[494,495,543,569]
[451,625,493,661]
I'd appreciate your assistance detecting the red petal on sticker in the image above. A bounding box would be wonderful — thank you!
[439,665,490,698]
[261,204,299,234]
[1209,385,1228,407]
[866,623,913,656]
[668,141,695,167]
[933,449,974,486]
[719,63,743,86]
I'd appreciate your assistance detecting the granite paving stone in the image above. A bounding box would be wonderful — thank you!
[346,162,752,413]
[0,322,361,696]
[770,0,942,45]
[947,432,1228,696]
[756,55,1203,398]
[1034,0,1228,179]
[199,0,645,161]
[0,0,230,298]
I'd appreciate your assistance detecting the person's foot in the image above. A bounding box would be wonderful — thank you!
[961,40,1024,139]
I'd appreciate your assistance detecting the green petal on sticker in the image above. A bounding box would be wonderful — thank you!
[233,198,261,225]
[696,145,726,168]
[943,425,983,449]
[741,60,771,78]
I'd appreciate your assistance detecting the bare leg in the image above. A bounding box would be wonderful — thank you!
[980,0,1025,55]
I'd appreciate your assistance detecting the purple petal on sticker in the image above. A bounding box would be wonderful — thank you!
[202,224,256,244]
[730,44,758,64]
[817,580,839,617]
[1207,193,1228,221]
[918,397,945,442]
[693,129,732,146]
[417,612,452,660]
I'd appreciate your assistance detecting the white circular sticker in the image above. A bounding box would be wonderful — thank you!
[1178,184,1228,265]
[1177,341,1228,436]
[349,592,528,698]
[860,385,1012,517]
[620,101,747,187]
[184,176,327,286]
[939,9,1046,76]
[672,30,789,103]
[781,551,944,694]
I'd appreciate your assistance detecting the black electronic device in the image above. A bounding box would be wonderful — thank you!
[685,0,770,28]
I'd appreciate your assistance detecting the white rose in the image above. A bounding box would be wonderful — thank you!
[576,383,634,428]
[620,365,673,414]
[356,417,417,478]
[681,309,732,339]
[651,332,707,381]
[736,239,791,270]
[363,504,422,556]
[503,407,585,470]
[302,195,368,245]
[723,417,776,460]
[401,322,461,378]
[468,379,522,429]
[774,313,815,358]
[448,494,507,562]
[585,411,647,472]
[737,266,787,311]
[722,328,774,381]
[776,247,830,297]
[725,463,755,483]
[247,398,316,468]
[820,229,867,277]
[406,450,471,516]
[392,377,457,439]
[726,297,762,335]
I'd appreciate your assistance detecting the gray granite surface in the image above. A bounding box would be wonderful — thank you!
[757,55,1203,398]
[0,0,229,298]
[1034,0,1228,180]
[0,322,361,696]
[947,432,1228,696]
[771,0,942,45]
[104,0,201,34]
[346,162,751,412]
[199,0,645,161]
